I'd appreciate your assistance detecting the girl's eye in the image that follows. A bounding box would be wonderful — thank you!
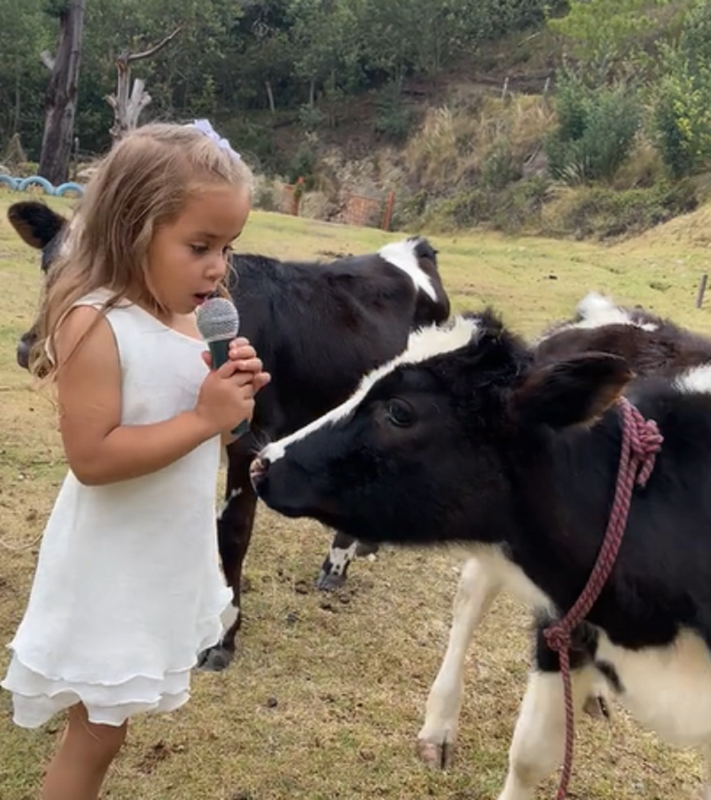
[191,244,208,255]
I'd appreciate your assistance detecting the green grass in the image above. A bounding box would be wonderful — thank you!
[0,187,709,799]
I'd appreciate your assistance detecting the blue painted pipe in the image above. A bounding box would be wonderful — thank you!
[0,174,86,197]
[18,175,55,194]
[55,181,84,197]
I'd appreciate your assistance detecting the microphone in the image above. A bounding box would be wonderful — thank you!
[195,296,250,437]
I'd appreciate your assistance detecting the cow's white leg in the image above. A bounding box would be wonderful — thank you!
[417,557,501,768]
[497,666,597,800]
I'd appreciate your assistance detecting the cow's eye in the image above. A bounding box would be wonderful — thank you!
[385,399,415,428]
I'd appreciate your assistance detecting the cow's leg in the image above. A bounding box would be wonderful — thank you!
[198,447,256,672]
[316,530,379,590]
[417,557,501,768]
[496,651,597,800]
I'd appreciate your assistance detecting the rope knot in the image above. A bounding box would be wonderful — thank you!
[622,399,664,487]
[543,624,571,654]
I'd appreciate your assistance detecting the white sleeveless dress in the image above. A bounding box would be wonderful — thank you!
[1,290,232,727]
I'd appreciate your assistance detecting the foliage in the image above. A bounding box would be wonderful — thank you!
[3,0,711,245]
[432,175,550,234]
[652,62,711,178]
[542,180,698,239]
[547,0,671,82]
[650,2,711,178]
[374,81,416,142]
[545,70,642,183]
[0,0,579,161]
[286,143,317,187]
[0,0,48,153]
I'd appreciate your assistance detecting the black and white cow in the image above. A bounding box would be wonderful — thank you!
[252,309,711,799]
[8,200,451,671]
[410,291,711,770]
[534,290,711,377]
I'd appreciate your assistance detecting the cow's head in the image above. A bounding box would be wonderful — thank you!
[250,310,632,548]
[376,236,450,329]
[8,201,70,369]
[408,237,450,327]
[534,291,711,378]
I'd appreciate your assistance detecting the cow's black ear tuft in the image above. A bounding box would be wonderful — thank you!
[8,201,67,250]
[513,352,633,429]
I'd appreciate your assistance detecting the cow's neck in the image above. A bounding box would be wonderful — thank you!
[503,410,626,619]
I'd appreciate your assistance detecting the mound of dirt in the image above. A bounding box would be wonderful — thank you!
[624,202,711,249]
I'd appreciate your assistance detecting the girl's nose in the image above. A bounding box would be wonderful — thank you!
[207,251,229,280]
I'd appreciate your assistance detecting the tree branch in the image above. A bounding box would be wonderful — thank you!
[127,25,184,63]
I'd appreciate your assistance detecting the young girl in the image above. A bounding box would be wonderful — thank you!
[1,121,270,800]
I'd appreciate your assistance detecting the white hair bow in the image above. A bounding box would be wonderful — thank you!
[191,119,241,161]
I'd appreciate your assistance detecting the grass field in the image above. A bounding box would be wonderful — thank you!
[1,188,710,800]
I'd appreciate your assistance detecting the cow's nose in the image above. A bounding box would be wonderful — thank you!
[16,340,30,370]
[249,455,270,488]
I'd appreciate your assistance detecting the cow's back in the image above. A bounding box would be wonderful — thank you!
[230,253,427,437]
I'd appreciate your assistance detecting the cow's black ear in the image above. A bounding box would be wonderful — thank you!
[513,352,632,429]
[7,201,67,250]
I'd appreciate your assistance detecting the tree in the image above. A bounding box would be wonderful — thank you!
[0,0,46,146]
[288,0,361,106]
[547,0,671,83]
[38,0,86,185]
[105,26,183,142]
[237,0,296,112]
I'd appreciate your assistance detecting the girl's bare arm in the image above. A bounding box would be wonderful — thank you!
[55,306,253,486]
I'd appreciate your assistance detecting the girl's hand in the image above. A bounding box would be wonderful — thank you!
[195,359,258,436]
[201,337,271,394]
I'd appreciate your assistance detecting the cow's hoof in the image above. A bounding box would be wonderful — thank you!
[196,644,234,672]
[315,569,347,591]
[583,693,610,720]
[354,540,379,558]
[417,736,457,769]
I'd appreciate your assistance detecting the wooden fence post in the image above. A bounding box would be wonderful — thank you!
[293,176,305,215]
[381,190,395,231]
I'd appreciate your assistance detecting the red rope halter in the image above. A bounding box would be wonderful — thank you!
[543,396,664,799]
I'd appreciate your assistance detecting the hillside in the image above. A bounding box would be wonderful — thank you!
[222,28,560,223]
[219,7,711,244]
[3,0,710,245]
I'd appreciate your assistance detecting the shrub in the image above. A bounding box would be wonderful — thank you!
[542,180,698,239]
[650,5,711,179]
[374,82,417,143]
[287,144,318,187]
[431,176,551,234]
[545,70,642,183]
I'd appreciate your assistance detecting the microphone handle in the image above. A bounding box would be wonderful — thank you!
[207,338,250,438]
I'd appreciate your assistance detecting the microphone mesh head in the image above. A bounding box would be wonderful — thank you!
[195,297,240,342]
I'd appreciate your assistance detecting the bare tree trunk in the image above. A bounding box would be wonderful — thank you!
[265,80,276,113]
[13,56,21,134]
[38,0,86,185]
[105,26,183,142]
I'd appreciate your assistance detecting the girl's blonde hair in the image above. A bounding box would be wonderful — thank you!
[31,122,253,382]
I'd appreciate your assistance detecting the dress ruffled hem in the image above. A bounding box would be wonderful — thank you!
[2,611,227,729]
[3,653,194,728]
